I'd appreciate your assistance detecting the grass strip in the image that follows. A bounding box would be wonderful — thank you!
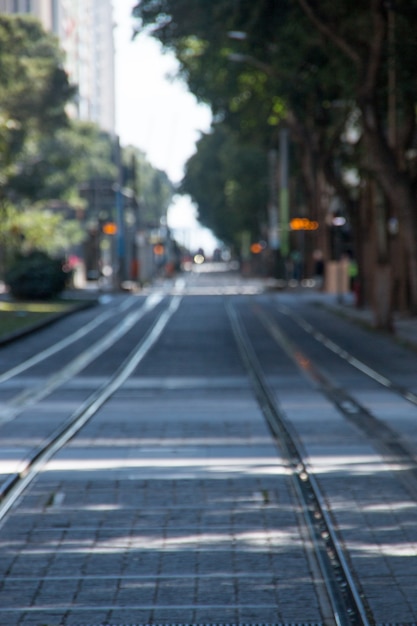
[0,299,93,341]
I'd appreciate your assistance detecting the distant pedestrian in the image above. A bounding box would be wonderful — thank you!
[348,256,358,290]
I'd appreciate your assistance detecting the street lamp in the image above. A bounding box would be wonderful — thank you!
[113,136,126,289]
[279,127,290,260]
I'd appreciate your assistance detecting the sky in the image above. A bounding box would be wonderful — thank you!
[113,0,220,253]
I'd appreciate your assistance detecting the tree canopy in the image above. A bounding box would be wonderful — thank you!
[0,15,75,204]
[122,145,175,228]
[0,14,174,279]
[132,0,417,322]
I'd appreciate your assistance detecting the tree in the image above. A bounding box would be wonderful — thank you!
[132,0,417,326]
[296,0,417,323]
[132,1,360,261]
[4,204,84,258]
[181,125,268,249]
[0,15,76,275]
[0,15,75,204]
[122,145,175,227]
[7,121,117,207]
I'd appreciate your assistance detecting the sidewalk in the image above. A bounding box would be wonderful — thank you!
[315,290,417,351]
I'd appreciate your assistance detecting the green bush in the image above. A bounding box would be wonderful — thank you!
[5,251,71,300]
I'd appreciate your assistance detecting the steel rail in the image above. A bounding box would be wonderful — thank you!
[276,302,417,407]
[0,296,182,523]
[226,300,371,626]
[0,293,164,426]
[254,302,417,502]
[0,293,142,384]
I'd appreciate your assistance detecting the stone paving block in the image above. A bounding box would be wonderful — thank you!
[155,578,196,604]
[198,553,234,570]
[239,607,283,622]
[74,579,117,604]
[193,607,239,621]
[122,554,159,574]
[7,560,47,578]
[0,556,16,577]
[107,608,156,623]
[115,588,155,606]
[1,579,39,605]
[237,582,277,605]
[18,611,64,626]
[63,609,110,624]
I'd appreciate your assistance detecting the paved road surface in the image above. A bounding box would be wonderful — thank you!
[0,266,417,625]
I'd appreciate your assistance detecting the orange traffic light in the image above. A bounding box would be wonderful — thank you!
[290,218,319,231]
[102,222,117,235]
[153,244,165,256]
[250,243,263,254]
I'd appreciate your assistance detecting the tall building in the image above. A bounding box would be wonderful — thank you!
[0,0,116,135]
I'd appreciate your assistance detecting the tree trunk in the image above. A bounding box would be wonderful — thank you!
[359,99,417,314]
[296,0,417,323]
[373,263,394,331]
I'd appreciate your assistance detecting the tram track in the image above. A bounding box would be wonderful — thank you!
[251,302,417,502]
[0,293,164,426]
[0,285,416,624]
[227,301,371,626]
[0,295,181,512]
[0,294,137,385]
[275,303,417,407]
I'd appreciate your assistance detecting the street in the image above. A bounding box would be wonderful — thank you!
[0,265,417,625]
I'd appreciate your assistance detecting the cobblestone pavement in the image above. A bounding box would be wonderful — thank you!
[1,282,417,625]
[0,381,326,625]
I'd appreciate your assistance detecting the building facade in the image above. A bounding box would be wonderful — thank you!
[0,0,116,135]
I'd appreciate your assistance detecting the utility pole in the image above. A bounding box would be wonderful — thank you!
[279,127,290,260]
[114,136,125,290]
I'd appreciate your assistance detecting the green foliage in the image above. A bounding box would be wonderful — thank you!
[0,15,75,202]
[5,250,70,300]
[132,0,359,241]
[7,121,117,206]
[122,145,174,226]
[132,0,417,314]
[1,204,84,263]
[181,125,268,246]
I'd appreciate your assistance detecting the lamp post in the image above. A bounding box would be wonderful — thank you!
[279,127,290,260]
[268,129,290,280]
[113,136,126,290]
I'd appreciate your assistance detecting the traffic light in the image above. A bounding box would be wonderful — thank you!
[102,222,117,235]
[290,218,319,231]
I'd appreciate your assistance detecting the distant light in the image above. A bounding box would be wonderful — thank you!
[102,222,117,235]
[227,30,247,40]
[387,217,399,235]
[228,52,248,64]
[290,218,319,231]
[332,216,346,227]
[194,254,205,265]
[250,243,263,254]
[153,244,165,255]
